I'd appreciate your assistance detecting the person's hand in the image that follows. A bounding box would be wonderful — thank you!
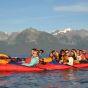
[39,59,44,62]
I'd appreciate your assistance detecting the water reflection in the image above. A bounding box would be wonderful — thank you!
[0,72,13,77]
[59,69,81,88]
[0,69,88,88]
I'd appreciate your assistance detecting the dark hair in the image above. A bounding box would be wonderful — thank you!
[59,49,65,60]
[39,50,44,53]
[32,48,39,51]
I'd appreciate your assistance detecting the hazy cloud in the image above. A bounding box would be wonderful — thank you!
[54,3,88,12]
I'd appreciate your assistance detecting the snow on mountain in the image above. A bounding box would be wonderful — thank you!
[52,28,72,35]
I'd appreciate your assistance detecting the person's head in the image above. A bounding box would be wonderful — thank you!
[65,50,71,57]
[82,50,86,54]
[39,50,44,54]
[60,49,65,56]
[31,48,39,57]
[79,50,83,55]
[71,49,77,52]
[70,51,74,56]
[50,50,56,57]
[76,49,80,56]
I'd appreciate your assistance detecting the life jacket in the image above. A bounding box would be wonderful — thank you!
[25,57,31,63]
[43,57,52,63]
[0,59,9,64]
[85,54,88,59]
[0,54,9,64]
[81,54,86,60]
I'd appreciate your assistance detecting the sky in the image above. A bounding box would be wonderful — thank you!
[0,0,88,32]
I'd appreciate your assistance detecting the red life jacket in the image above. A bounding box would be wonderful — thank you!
[25,57,31,63]
[85,54,88,59]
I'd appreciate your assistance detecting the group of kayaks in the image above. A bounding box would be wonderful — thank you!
[0,53,88,72]
[0,63,88,72]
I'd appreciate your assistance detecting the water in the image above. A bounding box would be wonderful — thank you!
[0,69,88,88]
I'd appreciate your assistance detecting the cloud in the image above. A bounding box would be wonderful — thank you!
[54,3,88,12]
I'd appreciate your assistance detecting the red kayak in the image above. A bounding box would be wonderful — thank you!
[0,63,88,72]
[38,63,88,70]
[0,64,71,72]
[37,64,71,70]
[0,64,44,72]
[73,63,88,68]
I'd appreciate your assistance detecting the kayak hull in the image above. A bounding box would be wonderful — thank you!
[73,63,88,68]
[0,64,71,72]
[37,64,71,70]
[0,63,88,72]
[0,64,44,72]
[38,63,88,70]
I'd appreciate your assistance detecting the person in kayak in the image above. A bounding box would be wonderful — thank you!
[78,50,88,63]
[22,48,39,66]
[59,49,66,64]
[49,50,59,64]
[39,50,54,64]
[39,50,59,64]
[70,50,79,64]
[39,49,45,59]
[65,50,74,66]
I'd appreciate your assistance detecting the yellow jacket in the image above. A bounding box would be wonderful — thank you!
[0,59,9,64]
[43,57,52,63]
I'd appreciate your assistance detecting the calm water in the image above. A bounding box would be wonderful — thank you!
[0,68,88,88]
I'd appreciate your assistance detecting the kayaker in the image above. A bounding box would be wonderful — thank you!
[76,50,82,62]
[9,57,17,64]
[79,50,88,63]
[70,50,79,64]
[39,49,45,59]
[59,49,66,64]
[65,50,74,66]
[39,50,59,64]
[39,50,53,64]
[22,48,39,66]
[49,50,59,64]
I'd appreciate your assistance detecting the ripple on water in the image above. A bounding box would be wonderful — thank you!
[0,69,88,88]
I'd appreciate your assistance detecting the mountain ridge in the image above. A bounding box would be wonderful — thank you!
[0,28,88,57]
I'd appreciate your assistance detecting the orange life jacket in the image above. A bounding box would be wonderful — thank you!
[0,59,9,65]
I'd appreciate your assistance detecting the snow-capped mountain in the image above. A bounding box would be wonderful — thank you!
[52,28,88,48]
[0,28,88,56]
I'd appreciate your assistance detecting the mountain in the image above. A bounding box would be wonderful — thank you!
[0,31,8,41]
[0,28,60,56]
[0,28,88,57]
[7,32,20,44]
[52,28,71,35]
[12,28,60,49]
[52,28,88,49]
